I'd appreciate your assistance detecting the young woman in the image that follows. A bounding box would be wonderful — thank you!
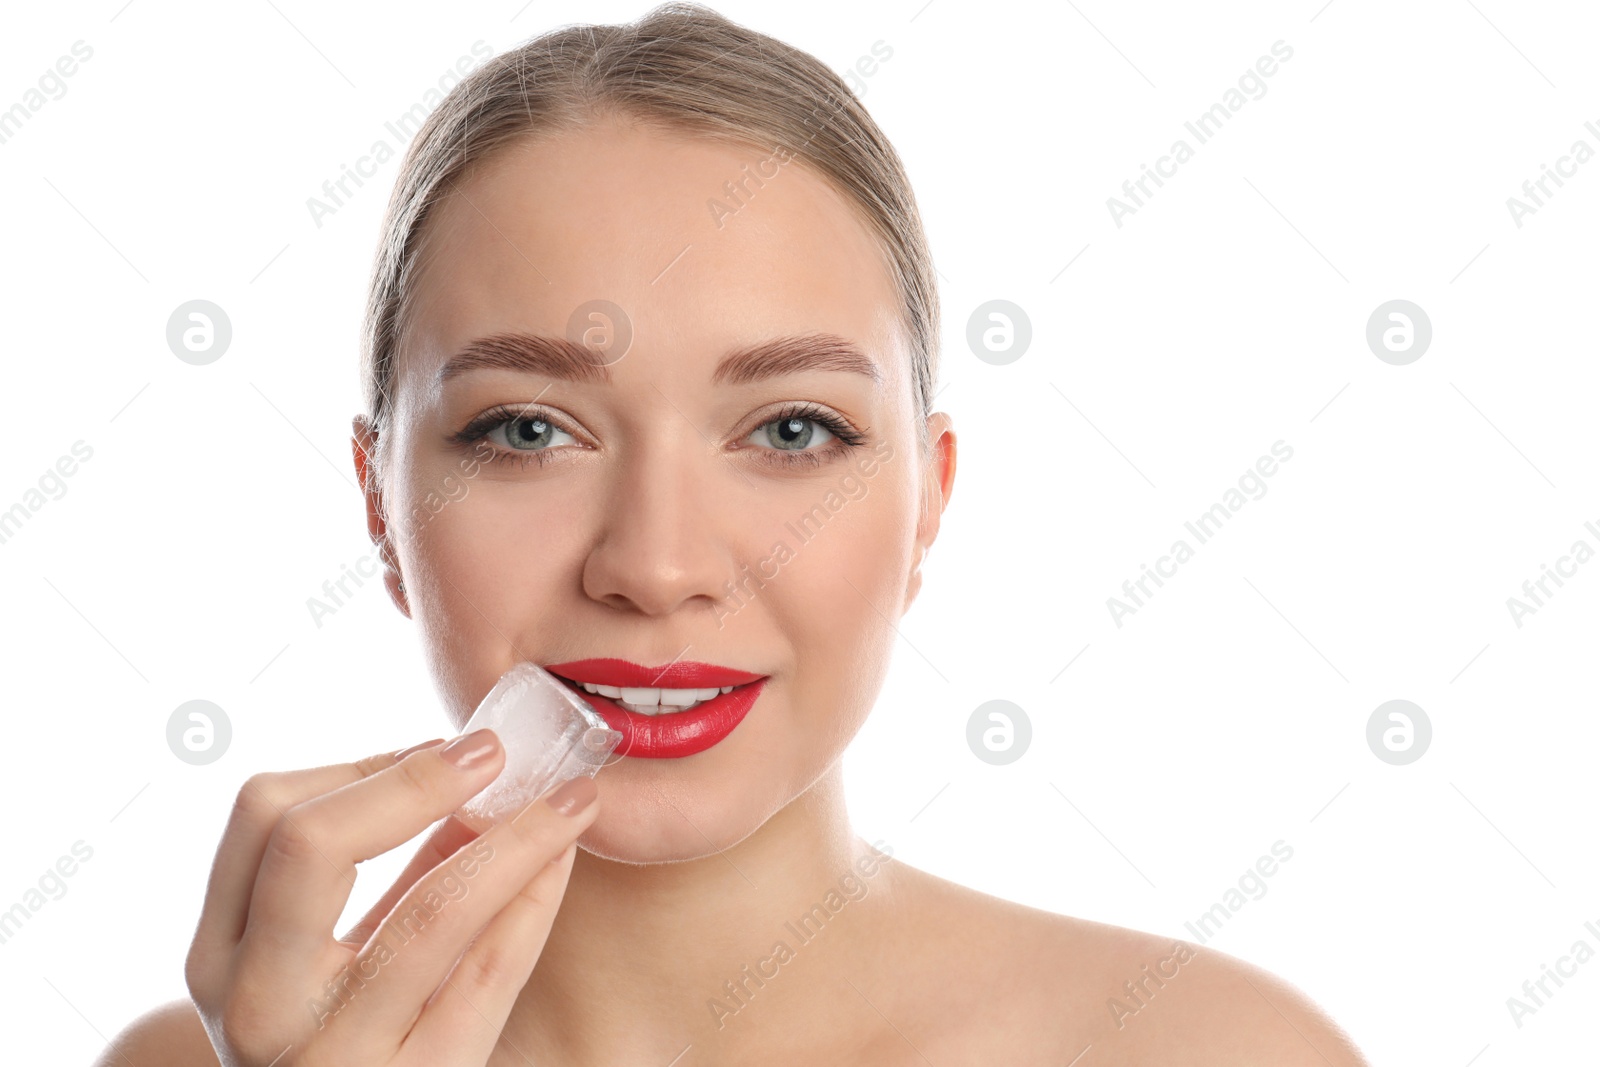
[102,4,1370,1063]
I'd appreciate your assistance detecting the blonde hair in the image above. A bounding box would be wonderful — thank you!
[361,2,939,463]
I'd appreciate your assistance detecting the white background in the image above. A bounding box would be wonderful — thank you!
[2,1,1597,1063]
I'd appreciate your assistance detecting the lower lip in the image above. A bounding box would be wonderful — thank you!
[554,677,768,759]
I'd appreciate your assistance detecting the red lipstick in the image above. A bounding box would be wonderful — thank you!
[543,659,768,759]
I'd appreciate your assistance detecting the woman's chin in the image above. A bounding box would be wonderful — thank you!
[575,805,768,866]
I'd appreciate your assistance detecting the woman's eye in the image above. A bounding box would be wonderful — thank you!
[488,416,578,451]
[749,415,836,451]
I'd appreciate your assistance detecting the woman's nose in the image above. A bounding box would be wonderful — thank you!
[579,442,739,618]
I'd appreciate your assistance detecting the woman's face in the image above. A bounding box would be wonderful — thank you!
[354,118,955,863]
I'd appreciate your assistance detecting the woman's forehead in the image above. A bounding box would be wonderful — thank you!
[397,121,908,393]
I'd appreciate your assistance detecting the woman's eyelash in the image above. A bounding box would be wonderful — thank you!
[449,403,560,448]
[763,402,867,447]
[448,400,868,469]
[449,404,572,469]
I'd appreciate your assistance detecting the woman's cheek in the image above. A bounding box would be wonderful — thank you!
[394,474,565,697]
[797,497,907,707]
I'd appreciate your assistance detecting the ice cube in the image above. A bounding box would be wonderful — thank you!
[453,661,622,832]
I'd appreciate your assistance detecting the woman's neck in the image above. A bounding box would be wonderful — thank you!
[504,762,897,1062]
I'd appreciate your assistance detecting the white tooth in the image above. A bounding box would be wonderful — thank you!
[597,684,621,698]
[719,686,733,694]
[621,687,659,705]
[659,687,700,707]
[581,682,600,694]
[622,697,714,715]
[696,688,720,701]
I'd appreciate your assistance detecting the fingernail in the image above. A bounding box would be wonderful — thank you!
[440,728,500,769]
[544,777,598,816]
[392,737,447,760]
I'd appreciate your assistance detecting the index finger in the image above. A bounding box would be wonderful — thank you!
[236,731,509,985]
[334,812,481,949]
[189,740,444,966]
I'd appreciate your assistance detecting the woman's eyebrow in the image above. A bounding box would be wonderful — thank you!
[435,331,882,387]
[710,333,883,387]
[437,333,609,385]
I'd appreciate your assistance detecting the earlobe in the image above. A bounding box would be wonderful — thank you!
[901,561,924,614]
[902,413,956,614]
[912,412,957,550]
[351,415,410,618]
[391,568,409,616]
[351,415,384,539]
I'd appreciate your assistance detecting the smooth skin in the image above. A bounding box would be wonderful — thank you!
[98,117,1371,1065]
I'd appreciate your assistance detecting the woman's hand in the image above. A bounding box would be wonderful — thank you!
[184,729,600,1066]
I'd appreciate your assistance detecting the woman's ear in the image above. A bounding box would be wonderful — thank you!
[903,411,957,614]
[351,415,409,616]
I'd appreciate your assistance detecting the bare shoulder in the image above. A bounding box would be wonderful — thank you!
[91,998,217,1067]
[1059,917,1373,1067]
[878,861,1370,1066]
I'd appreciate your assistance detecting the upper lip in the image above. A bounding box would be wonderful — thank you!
[544,658,766,689]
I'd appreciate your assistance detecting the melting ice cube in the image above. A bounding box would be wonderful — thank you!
[454,661,622,832]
